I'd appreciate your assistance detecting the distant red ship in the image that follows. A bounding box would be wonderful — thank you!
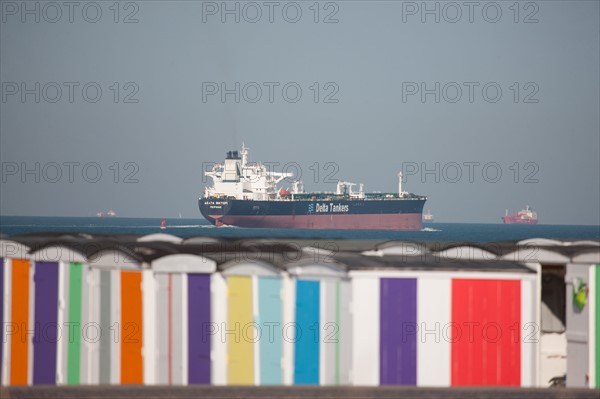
[502,206,538,224]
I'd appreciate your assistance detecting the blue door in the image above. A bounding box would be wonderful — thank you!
[294,280,320,384]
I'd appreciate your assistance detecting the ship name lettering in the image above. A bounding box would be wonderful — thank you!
[315,203,349,213]
[316,203,329,213]
[205,200,228,205]
[331,203,349,212]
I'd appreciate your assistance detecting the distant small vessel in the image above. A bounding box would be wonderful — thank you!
[423,210,434,223]
[502,206,538,224]
[96,209,116,217]
[160,218,167,229]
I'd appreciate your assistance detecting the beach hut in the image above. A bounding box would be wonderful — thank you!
[587,261,600,389]
[148,253,216,385]
[285,254,351,386]
[0,239,31,386]
[348,255,538,387]
[502,242,571,386]
[82,244,146,385]
[211,258,286,386]
[565,249,600,388]
[26,244,88,386]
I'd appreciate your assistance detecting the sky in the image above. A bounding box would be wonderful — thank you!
[1,0,599,225]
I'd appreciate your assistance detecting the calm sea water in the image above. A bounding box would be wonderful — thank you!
[0,216,598,242]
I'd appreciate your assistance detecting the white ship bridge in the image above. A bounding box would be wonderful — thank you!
[203,144,302,200]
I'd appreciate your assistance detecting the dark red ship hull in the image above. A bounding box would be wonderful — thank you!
[502,216,538,224]
[200,198,426,230]
[208,213,423,230]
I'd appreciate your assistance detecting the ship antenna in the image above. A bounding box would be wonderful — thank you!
[241,142,248,166]
[398,172,404,198]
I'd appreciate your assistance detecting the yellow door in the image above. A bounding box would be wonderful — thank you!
[227,276,254,384]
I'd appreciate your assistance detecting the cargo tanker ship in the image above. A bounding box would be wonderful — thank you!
[502,206,538,224]
[198,145,427,230]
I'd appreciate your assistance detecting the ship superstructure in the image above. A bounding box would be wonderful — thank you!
[204,145,295,201]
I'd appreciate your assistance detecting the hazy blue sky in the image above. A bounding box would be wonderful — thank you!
[1,1,599,224]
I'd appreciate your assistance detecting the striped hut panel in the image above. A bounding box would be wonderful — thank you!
[32,262,59,385]
[597,265,600,389]
[80,266,100,384]
[210,274,227,385]
[120,270,143,384]
[520,276,537,387]
[337,279,353,385]
[379,278,417,386]
[55,261,68,385]
[188,274,211,384]
[10,259,30,385]
[171,274,186,385]
[257,276,282,385]
[98,270,113,384]
[227,276,254,385]
[155,273,170,384]
[66,262,83,385]
[96,270,122,384]
[294,280,320,385]
[152,272,187,385]
[451,279,521,386]
[0,258,12,386]
[351,277,379,386]
[417,278,451,387]
[592,265,600,388]
[142,269,155,385]
[320,279,337,385]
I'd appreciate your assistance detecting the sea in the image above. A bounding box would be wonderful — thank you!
[1,216,599,242]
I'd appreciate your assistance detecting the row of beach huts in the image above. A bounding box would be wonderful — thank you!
[0,233,598,388]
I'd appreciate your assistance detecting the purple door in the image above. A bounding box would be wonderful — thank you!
[33,262,59,384]
[188,274,211,384]
[380,278,417,385]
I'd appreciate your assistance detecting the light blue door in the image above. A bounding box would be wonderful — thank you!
[258,277,282,384]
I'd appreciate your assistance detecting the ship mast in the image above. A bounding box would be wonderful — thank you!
[241,142,249,167]
[398,172,404,198]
